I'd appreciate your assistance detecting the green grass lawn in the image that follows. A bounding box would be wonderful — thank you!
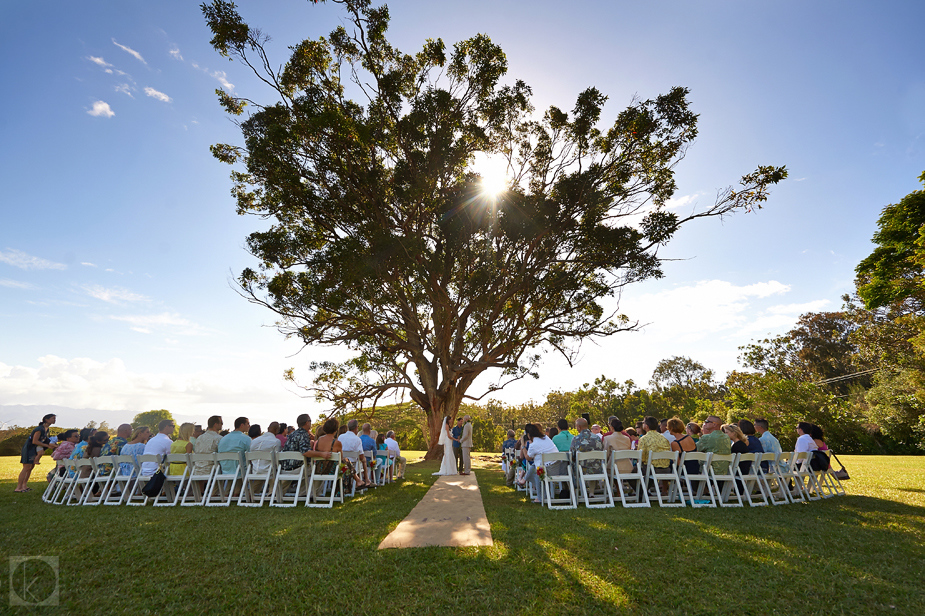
[2,453,923,615]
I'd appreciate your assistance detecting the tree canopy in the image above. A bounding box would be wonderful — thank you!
[202,0,786,453]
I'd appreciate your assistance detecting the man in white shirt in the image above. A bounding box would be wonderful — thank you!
[141,419,174,476]
[338,419,369,486]
[384,430,406,479]
[795,422,818,453]
[249,423,282,474]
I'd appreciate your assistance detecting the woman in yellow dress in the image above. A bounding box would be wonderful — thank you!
[169,423,195,475]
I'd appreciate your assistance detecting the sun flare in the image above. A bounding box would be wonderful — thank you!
[472,153,509,198]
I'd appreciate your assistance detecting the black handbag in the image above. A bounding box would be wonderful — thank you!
[141,470,166,496]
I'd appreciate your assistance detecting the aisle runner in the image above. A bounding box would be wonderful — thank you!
[378,472,493,549]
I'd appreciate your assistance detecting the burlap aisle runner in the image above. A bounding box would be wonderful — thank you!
[378,472,493,549]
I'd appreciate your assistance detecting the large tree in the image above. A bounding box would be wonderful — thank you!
[202,0,786,455]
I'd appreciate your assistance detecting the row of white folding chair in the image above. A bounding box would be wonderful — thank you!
[269,451,344,508]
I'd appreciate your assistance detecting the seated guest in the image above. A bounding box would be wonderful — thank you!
[570,418,605,490]
[192,416,223,476]
[638,416,671,477]
[795,422,818,453]
[338,419,370,488]
[384,431,406,479]
[169,423,195,475]
[590,424,603,440]
[552,419,573,452]
[141,420,174,476]
[190,424,203,446]
[360,423,377,454]
[669,418,698,475]
[83,431,110,460]
[625,427,639,449]
[522,423,558,504]
[660,418,676,443]
[217,417,252,475]
[696,415,731,474]
[121,426,150,477]
[602,418,632,474]
[103,424,132,458]
[312,418,351,494]
[280,414,314,471]
[548,426,559,439]
[69,427,94,461]
[501,430,517,452]
[250,423,282,474]
[723,423,752,473]
[754,418,783,473]
[51,429,79,472]
[375,433,390,476]
[810,424,829,450]
[737,420,765,455]
[276,423,288,449]
[686,422,702,442]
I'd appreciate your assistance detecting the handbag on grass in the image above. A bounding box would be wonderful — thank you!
[830,452,849,480]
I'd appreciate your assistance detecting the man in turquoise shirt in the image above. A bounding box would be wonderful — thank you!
[217,417,252,474]
[551,419,574,452]
[755,418,786,474]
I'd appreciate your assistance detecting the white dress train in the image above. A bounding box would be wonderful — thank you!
[433,422,458,476]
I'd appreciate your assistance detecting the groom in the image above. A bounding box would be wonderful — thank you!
[460,415,473,475]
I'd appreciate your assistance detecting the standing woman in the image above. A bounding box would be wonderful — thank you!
[16,414,57,492]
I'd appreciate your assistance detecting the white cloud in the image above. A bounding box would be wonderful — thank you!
[109,312,209,336]
[169,45,183,61]
[87,100,115,117]
[0,248,67,270]
[87,56,112,68]
[114,84,134,98]
[0,279,36,290]
[143,87,172,103]
[81,262,97,267]
[112,39,146,65]
[211,70,234,91]
[79,284,149,304]
[766,300,831,315]
[0,355,300,425]
[665,193,705,210]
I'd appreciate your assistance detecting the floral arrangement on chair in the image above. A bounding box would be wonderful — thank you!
[536,466,546,479]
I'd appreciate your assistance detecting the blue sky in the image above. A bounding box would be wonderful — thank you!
[1,0,923,429]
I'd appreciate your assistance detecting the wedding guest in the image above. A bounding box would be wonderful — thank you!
[660,418,676,443]
[49,430,80,479]
[385,431,406,479]
[121,426,151,477]
[16,413,57,493]
[696,415,731,474]
[590,424,603,439]
[312,418,350,494]
[141,420,175,476]
[638,416,671,477]
[602,416,618,438]
[102,424,132,458]
[737,420,765,456]
[276,423,288,449]
[570,418,605,487]
[552,419,573,452]
[669,418,698,475]
[625,427,639,449]
[217,417,252,474]
[501,430,518,452]
[83,431,110,460]
[192,416,223,476]
[795,422,818,453]
[602,418,632,474]
[69,428,94,461]
[280,414,314,471]
[168,423,195,475]
[522,423,558,504]
[810,425,829,450]
[190,424,204,446]
[250,423,282,474]
[338,419,370,488]
[686,422,702,442]
[754,419,783,473]
[723,423,752,473]
[360,423,377,453]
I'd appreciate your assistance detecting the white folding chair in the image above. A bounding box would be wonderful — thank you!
[270,451,309,507]
[238,451,276,507]
[792,452,821,501]
[43,460,67,503]
[677,451,716,507]
[644,451,684,507]
[307,452,343,508]
[381,449,396,484]
[51,459,78,505]
[610,450,649,508]
[502,447,515,474]
[342,450,365,497]
[756,451,791,505]
[101,455,137,505]
[541,452,577,510]
[575,451,614,508]
[363,450,380,486]
[65,459,97,506]
[710,454,744,507]
[812,451,838,498]
[203,452,244,506]
[152,454,191,506]
[125,455,162,506]
[82,456,116,506]
[180,453,217,506]
[822,451,847,496]
[735,453,768,506]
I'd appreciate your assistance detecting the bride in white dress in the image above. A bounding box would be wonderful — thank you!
[432,416,458,476]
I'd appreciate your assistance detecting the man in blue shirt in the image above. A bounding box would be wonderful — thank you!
[452,417,464,474]
[755,418,786,474]
[217,417,252,475]
[360,423,377,452]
